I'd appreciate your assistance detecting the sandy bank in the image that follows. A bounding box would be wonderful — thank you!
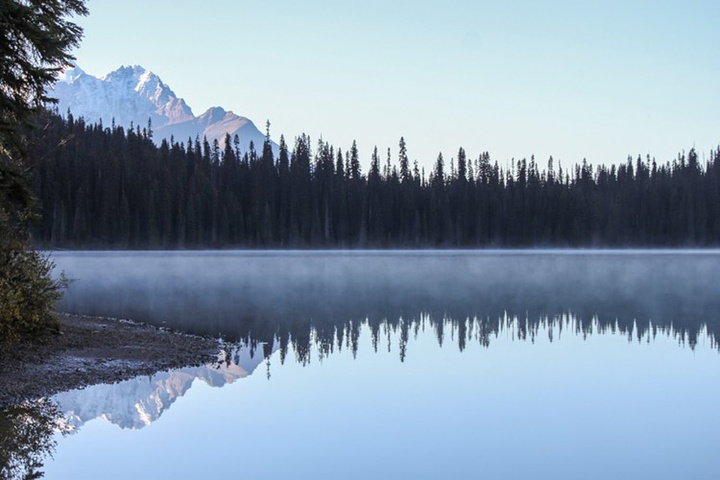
[0,313,220,407]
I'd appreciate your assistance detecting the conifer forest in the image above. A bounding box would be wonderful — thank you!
[28,113,720,248]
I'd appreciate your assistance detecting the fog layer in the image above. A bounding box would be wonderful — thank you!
[52,250,720,344]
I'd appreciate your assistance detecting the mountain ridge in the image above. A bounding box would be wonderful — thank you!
[50,64,275,154]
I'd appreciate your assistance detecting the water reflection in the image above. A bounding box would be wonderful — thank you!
[0,399,69,479]
[3,313,718,479]
[6,313,706,445]
[51,316,716,432]
[52,346,258,431]
[53,250,720,351]
[0,345,269,479]
[6,251,716,479]
[43,314,720,480]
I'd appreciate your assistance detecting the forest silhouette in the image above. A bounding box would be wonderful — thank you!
[28,112,720,248]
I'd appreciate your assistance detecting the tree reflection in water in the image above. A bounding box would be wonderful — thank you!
[15,250,720,478]
[0,399,70,480]
[55,251,720,358]
[218,312,718,373]
[0,311,715,479]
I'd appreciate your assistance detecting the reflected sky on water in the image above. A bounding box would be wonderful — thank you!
[41,317,720,480]
[26,251,720,478]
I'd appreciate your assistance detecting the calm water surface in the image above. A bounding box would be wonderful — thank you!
[5,251,720,479]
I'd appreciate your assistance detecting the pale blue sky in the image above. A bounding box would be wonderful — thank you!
[72,0,719,170]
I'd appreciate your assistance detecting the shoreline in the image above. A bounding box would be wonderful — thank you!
[0,313,220,408]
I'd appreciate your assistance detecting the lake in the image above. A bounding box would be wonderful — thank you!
[6,251,720,479]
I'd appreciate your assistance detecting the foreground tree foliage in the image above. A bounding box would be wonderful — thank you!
[0,0,87,342]
[0,0,87,153]
[28,112,720,248]
[0,163,66,342]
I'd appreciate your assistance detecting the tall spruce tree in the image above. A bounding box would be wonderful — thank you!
[0,0,86,341]
[399,137,410,183]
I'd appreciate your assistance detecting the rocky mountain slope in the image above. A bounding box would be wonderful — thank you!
[50,65,273,154]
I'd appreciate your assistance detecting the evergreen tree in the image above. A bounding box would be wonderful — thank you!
[399,137,410,183]
[1,0,86,341]
[21,111,720,250]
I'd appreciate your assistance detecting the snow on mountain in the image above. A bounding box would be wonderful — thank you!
[50,64,193,130]
[50,65,275,155]
[103,65,194,126]
[56,63,86,84]
[50,65,110,125]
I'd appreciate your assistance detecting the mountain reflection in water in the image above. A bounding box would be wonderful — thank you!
[29,251,720,480]
[52,343,264,431]
[39,313,720,480]
[48,314,715,436]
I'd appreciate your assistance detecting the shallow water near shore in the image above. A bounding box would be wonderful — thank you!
[7,250,720,479]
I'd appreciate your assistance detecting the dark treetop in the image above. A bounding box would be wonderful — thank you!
[28,112,720,248]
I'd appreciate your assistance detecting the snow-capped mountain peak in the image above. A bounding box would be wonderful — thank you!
[56,63,86,84]
[100,65,171,104]
[50,64,275,155]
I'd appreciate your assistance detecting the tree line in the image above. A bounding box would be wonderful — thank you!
[28,112,720,248]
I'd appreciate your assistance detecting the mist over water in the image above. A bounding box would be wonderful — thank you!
[52,250,720,347]
[22,250,720,479]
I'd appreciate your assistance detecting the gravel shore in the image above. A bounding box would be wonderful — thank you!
[0,313,220,407]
